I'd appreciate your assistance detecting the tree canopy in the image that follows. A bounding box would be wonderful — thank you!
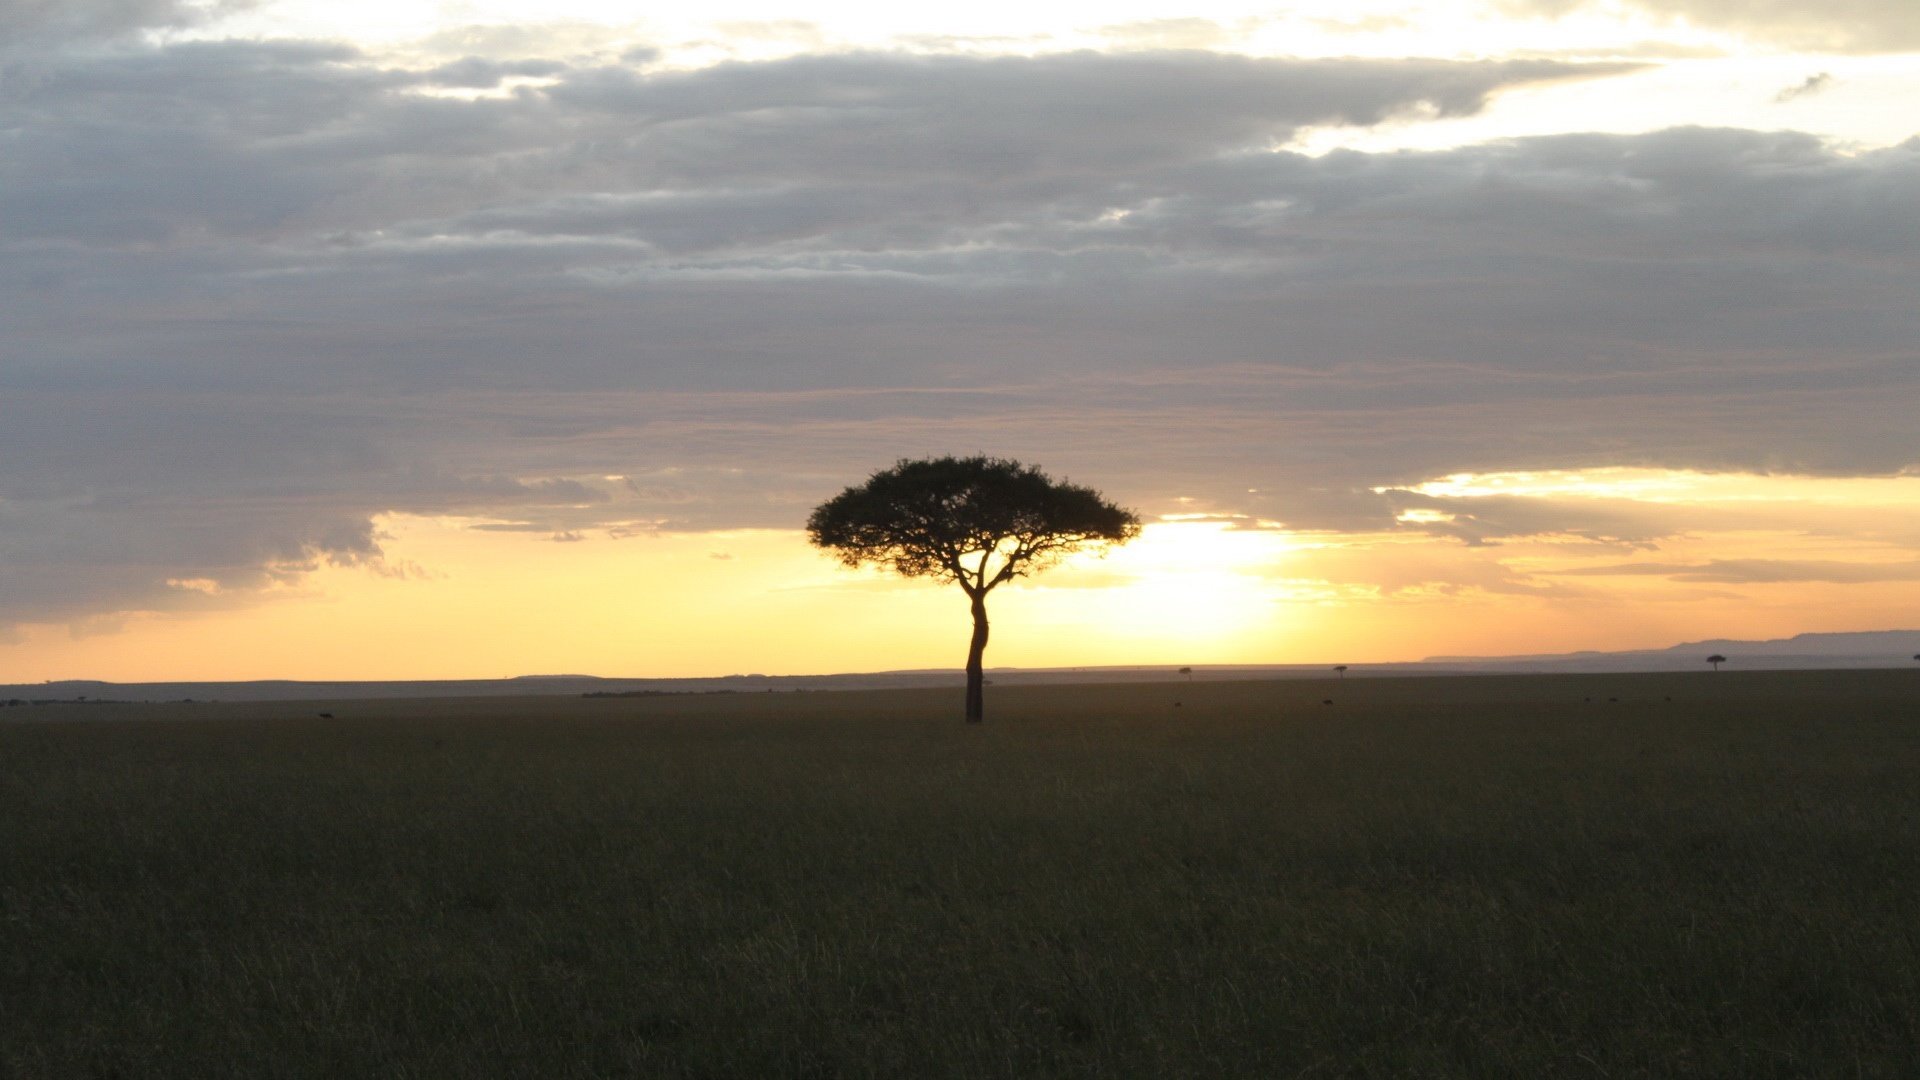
[806,456,1140,597]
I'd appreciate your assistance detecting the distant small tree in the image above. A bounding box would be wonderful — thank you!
[808,456,1140,723]
[1333,664,1348,679]
[1178,666,1193,682]
[1707,654,1727,671]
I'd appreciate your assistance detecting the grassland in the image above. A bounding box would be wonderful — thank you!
[4,671,1918,1078]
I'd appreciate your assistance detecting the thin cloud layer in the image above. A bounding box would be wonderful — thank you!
[2,34,1917,629]
[1501,0,1920,53]
[1556,559,1920,584]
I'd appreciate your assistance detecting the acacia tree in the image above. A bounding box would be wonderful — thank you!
[1707,653,1727,671]
[807,456,1140,723]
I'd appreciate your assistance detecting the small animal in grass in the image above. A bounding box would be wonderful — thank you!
[316,711,334,719]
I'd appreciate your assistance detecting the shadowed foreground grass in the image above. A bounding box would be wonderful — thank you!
[4,671,1919,1078]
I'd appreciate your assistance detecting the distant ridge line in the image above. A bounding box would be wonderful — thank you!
[1426,629,1920,664]
[6,631,1920,705]
[11,641,1920,703]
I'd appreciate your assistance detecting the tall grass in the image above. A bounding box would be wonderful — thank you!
[4,672,1918,1077]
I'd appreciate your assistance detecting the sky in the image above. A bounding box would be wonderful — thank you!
[2,0,1918,680]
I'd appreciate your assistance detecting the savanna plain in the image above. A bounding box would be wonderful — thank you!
[4,671,1918,1078]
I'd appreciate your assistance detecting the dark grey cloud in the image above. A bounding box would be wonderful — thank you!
[0,0,256,85]
[1500,0,1920,52]
[1,38,1916,629]
[0,45,1625,246]
[1775,72,1834,101]
[0,0,251,47]
[423,56,569,88]
[539,51,1610,185]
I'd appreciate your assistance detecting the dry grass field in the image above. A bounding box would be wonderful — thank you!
[4,671,1918,1077]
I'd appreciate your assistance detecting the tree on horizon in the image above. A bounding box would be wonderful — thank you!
[807,456,1140,723]
[1707,653,1727,671]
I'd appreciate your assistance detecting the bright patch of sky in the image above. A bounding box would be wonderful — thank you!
[1395,469,1920,505]
[1291,54,1920,154]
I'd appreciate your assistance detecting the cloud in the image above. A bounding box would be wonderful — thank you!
[1775,72,1835,102]
[0,0,253,48]
[1376,492,1686,547]
[1096,18,1238,50]
[1554,559,1920,584]
[0,45,1625,245]
[1279,541,1584,600]
[0,0,256,84]
[1,38,1917,629]
[421,56,568,89]
[1498,0,1920,53]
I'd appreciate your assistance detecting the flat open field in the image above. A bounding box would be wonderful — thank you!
[5,671,1918,1078]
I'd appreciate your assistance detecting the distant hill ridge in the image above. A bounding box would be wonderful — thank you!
[1426,629,1920,664]
[8,631,1919,704]
[1664,630,1920,656]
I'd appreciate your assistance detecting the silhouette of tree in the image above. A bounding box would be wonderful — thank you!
[1178,666,1193,682]
[1333,664,1348,679]
[808,456,1139,722]
[1707,654,1727,671]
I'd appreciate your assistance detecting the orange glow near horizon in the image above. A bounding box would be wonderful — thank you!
[6,468,1920,683]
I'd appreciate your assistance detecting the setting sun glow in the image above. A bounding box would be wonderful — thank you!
[8,464,1920,682]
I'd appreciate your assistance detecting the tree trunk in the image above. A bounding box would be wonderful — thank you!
[964,590,989,723]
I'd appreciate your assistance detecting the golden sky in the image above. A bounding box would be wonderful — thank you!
[12,467,1920,680]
